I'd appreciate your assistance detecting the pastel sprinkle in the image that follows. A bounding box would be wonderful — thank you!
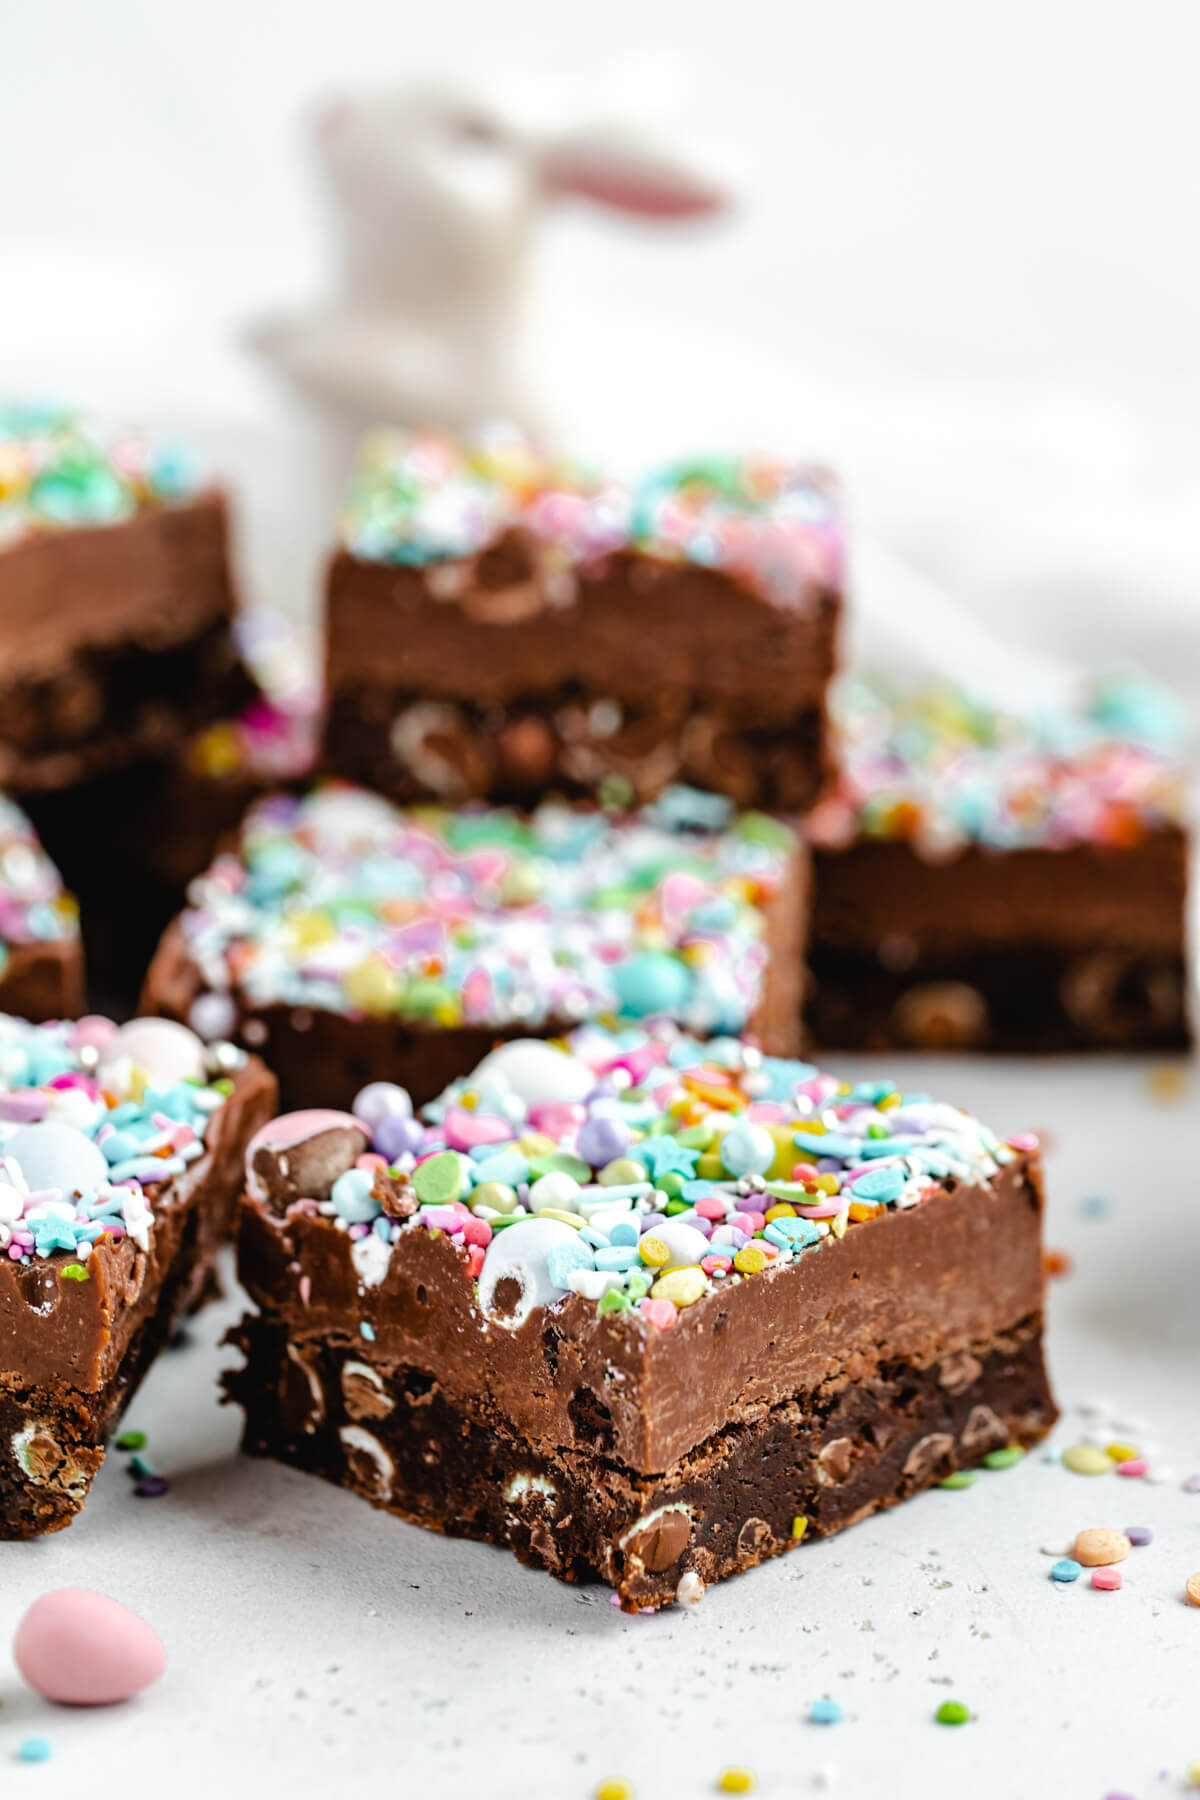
[1072,1529,1130,1567]
[938,1471,977,1490]
[1090,1567,1123,1591]
[982,1445,1024,1470]
[935,1701,970,1726]
[595,1783,634,1800]
[1117,1459,1148,1478]
[810,1700,842,1725]
[1050,1559,1082,1583]
[1125,1526,1153,1545]
[1062,1445,1113,1475]
[16,1738,51,1764]
[1186,1573,1200,1606]
[716,1770,757,1794]
[115,1430,147,1452]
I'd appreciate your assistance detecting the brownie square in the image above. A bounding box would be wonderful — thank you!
[141,784,806,1111]
[806,677,1191,1051]
[323,428,843,812]
[0,1013,276,1537]
[0,795,83,1021]
[227,1025,1056,1609]
[0,404,251,793]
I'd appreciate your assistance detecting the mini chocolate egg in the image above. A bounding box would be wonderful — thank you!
[14,1589,166,1705]
[96,1018,205,1097]
[6,1121,108,1196]
[245,1110,369,1206]
[472,1039,592,1106]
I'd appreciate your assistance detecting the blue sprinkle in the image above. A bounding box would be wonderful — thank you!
[1050,1558,1082,1583]
[765,1216,821,1248]
[608,1219,640,1248]
[546,1240,595,1287]
[848,1167,906,1204]
[810,1699,843,1725]
[1079,1193,1112,1221]
[17,1737,52,1763]
[594,1246,641,1271]
[360,1321,376,1342]
[793,1132,857,1161]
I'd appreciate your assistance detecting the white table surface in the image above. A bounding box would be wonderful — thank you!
[2,1053,1197,1800]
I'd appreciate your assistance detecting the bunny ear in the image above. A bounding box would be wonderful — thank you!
[542,134,734,219]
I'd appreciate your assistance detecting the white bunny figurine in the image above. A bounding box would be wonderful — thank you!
[252,69,735,446]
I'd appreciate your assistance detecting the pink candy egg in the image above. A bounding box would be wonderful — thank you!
[14,1589,166,1706]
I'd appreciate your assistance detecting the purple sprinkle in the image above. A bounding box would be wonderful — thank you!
[640,1213,666,1233]
[1125,1525,1153,1546]
[1185,1474,1200,1493]
[133,1476,170,1499]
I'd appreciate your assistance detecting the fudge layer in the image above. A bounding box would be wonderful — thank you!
[0,796,83,1021]
[806,676,1191,1051]
[0,405,250,791]
[228,1026,1056,1609]
[142,783,805,1110]
[29,611,320,1013]
[324,428,843,811]
[0,1013,275,1537]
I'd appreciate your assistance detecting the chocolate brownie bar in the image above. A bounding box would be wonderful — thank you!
[0,404,251,792]
[806,676,1191,1051]
[323,428,843,811]
[29,610,320,1013]
[0,795,83,1021]
[227,1025,1056,1609]
[142,783,805,1111]
[0,1012,276,1537]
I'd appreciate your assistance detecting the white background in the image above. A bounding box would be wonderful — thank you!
[2,0,1199,703]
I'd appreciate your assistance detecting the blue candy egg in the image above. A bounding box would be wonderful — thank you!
[612,951,693,1019]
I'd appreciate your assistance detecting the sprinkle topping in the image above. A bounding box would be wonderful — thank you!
[260,1024,1026,1331]
[178,784,793,1036]
[808,673,1189,855]
[0,1014,242,1267]
[0,797,78,958]
[339,425,843,602]
[0,404,201,546]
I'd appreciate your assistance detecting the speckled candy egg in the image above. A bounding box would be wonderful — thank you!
[14,1589,167,1705]
[471,1039,592,1106]
[6,1121,108,1196]
[96,1018,205,1097]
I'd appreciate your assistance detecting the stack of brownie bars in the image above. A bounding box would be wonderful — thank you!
[0,409,1189,1602]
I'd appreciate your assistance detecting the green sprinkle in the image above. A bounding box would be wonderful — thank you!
[527,1151,590,1184]
[936,1701,970,1726]
[413,1151,464,1206]
[116,1430,147,1452]
[654,1171,686,1200]
[598,1288,631,1316]
[938,1471,978,1490]
[983,1446,1025,1470]
[60,1262,90,1282]
[213,1077,235,1095]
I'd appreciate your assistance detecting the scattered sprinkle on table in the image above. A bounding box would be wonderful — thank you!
[133,1475,170,1499]
[16,1738,51,1764]
[1073,1529,1130,1567]
[115,1430,147,1452]
[1125,1525,1153,1546]
[595,1782,634,1800]
[936,1701,970,1726]
[717,1770,757,1794]
[938,1472,977,1490]
[1063,1445,1113,1475]
[1186,1573,1200,1607]
[1184,1475,1200,1494]
[1091,1567,1123,1591]
[810,1700,842,1725]
[983,1446,1024,1470]
[1051,1559,1082,1583]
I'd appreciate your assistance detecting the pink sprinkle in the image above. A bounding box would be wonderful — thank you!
[790,1162,819,1182]
[1009,1133,1039,1151]
[299,1275,311,1306]
[795,1201,844,1219]
[465,1244,486,1279]
[528,1102,586,1139]
[461,1217,492,1248]
[695,1196,728,1221]
[1091,1567,1123,1591]
[700,1254,732,1274]
[420,1207,462,1232]
[1117,1459,1149,1478]
[442,1108,512,1152]
[348,1223,369,1240]
[746,1102,788,1122]
[640,1297,678,1330]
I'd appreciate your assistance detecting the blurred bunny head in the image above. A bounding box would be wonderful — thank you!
[254,67,738,432]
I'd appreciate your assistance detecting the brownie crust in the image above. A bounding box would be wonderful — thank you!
[808,831,1190,1051]
[323,541,841,811]
[0,1054,277,1538]
[1,495,250,792]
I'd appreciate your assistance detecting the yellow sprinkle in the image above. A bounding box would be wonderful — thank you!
[829,1208,849,1239]
[537,1209,583,1229]
[595,1783,634,1800]
[696,1152,726,1181]
[1106,1441,1140,1464]
[733,1245,767,1275]
[1062,1444,1113,1475]
[718,1770,757,1795]
[791,1515,808,1539]
[651,1267,708,1307]
[343,956,399,1014]
[764,1203,796,1223]
[878,1092,901,1110]
[814,1172,840,1195]
[802,1119,827,1137]
[1186,1759,1200,1789]
[1149,1063,1189,1105]
[517,1132,556,1157]
[639,1235,672,1268]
